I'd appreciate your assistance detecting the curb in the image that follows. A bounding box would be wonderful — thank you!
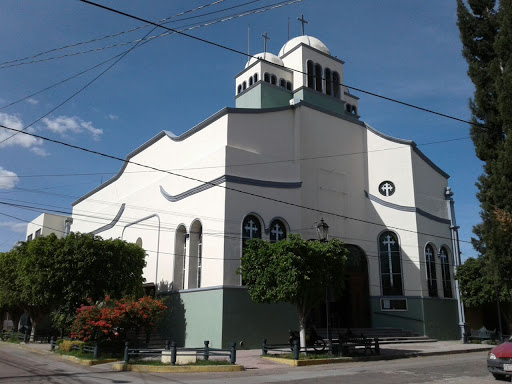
[111,362,244,373]
[262,346,493,367]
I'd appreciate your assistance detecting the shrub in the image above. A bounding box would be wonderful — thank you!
[59,340,83,353]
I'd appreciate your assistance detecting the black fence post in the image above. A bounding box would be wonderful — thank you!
[50,336,55,352]
[165,340,170,350]
[374,338,380,355]
[170,341,177,366]
[93,341,99,359]
[261,338,267,356]
[230,342,236,364]
[123,342,129,363]
[292,339,299,360]
[204,340,210,361]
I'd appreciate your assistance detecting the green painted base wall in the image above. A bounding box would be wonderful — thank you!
[370,297,460,340]
[295,88,346,115]
[222,288,298,348]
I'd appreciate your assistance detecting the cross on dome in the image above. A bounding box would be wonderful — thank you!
[261,32,270,53]
[297,14,308,36]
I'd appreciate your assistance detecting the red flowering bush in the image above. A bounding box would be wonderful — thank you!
[71,296,167,342]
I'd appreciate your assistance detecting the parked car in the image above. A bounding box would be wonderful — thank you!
[487,338,512,381]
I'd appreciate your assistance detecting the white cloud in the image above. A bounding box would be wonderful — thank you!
[0,166,18,189]
[26,98,39,105]
[107,114,119,120]
[41,116,103,140]
[0,112,45,154]
[0,221,27,234]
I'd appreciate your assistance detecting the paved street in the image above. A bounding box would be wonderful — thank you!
[0,343,503,384]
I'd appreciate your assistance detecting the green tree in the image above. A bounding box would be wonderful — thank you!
[0,233,146,340]
[240,234,347,348]
[457,1,512,292]
[0,249,24,331]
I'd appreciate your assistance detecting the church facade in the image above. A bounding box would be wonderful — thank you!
[65,35,463,347]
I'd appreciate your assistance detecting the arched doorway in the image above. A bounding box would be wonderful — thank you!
[310,245,370,329]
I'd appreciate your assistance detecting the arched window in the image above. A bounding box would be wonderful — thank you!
[307,60,314,89]
[346,104,352,113]
[264,72,270,83]
[378,231,403,296]
[279,78,286,88]
[269,219,287,242]
[286,81,292,90]
[315,63,323,92]
[237,84,242,94]
[271,74,277,85]
[425,244,438,297]
[332,71,341,98]
[242,215,262,245]
[352,106,357,115]
[439,247,452,298]
[173,225,188,290]
[254,73,258,83]
[249,77,253,86]
[136,237,143,248]
[188,221,202,289]
[242,81,247,90]
[325,68,332,95]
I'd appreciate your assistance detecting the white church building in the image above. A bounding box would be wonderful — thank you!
[37,34,463,347]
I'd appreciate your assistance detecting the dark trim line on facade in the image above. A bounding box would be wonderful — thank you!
[279,42,346,65]
[364,123,450,179]
[365,191,451,225]
[89,203,126,235]
[160,175,302,203]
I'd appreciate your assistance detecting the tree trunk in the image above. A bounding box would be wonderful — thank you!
[298,311,306,350]
[29,319,37,342]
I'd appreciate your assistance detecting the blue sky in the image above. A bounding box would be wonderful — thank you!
[0,0,480,260]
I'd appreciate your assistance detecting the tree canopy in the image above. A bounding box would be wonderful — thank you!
[0,232,146,337]
[240,234,348,347]
[457,0,512,294]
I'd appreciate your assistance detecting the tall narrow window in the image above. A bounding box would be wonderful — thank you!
[237,84,242,94]
[286,81,292,90]
[242,81,247,90]
[264,73,270,83]
[249,77,253,86]
[325,68,332,95]
[379,231,403,296]
[279,78,286,88]
[271,74,277,85]
[315,64,323,92]
[332,72,340,98]
[425,244,438,297]
[269,219,287,242]
[440,247,452,298]
[307,60,314,89]
[35,229,41,238]
[197,229,202,288]
[254,73,258,83]
[173,225,187,290]
[188,221,202,289]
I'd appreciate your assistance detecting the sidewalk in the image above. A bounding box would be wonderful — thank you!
[9,340,493,370]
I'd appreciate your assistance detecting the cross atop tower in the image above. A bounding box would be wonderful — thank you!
[262,32,270,53]
[297,14,308,36]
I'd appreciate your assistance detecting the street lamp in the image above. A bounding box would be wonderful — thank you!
[316,218,329,242]
[316,218,332,354]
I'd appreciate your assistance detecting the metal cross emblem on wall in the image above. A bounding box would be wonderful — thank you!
[379,181,395,197]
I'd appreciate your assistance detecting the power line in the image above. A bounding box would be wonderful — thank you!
[0,18,160,146]
[79,0,482,129]
[0,122,468,246]
[0,0,297,70]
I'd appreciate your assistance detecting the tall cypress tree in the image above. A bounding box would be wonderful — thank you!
[457,0,512,289]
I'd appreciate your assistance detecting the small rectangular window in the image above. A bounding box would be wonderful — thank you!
[27,234,33,242]
[35,229,41,238]
[381,298,407,311]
